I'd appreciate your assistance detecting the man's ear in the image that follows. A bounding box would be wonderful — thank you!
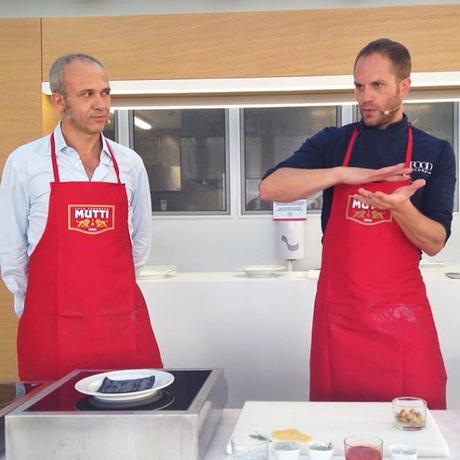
[51,92,66,114]
[400,77,411,97]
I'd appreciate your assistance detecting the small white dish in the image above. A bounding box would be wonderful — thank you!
[231,434,268,458]
[74,369,174,402]
[390,444,417,460]
[273,441,300,460]
[138,265,177,279]
[239,265,286,278]
[419,260,445,270]
[308,441,335,460]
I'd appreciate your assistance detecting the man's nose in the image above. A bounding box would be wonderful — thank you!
[360,86,374,102]
[93,94,108,110]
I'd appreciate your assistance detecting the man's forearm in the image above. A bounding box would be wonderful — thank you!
[392,201,446,256]
[259,163,412,202]
[259,167,341,202]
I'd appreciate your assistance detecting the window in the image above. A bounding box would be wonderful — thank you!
[405,102,458,210]
[103,111,117,142]
[132,109,228,213]
[113,101,459,216]
[242,106,339,213]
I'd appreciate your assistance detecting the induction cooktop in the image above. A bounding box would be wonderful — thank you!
[24,369,211,412]
[6,368,227,460]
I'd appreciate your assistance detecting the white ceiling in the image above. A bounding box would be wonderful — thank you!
[1,0,460,18]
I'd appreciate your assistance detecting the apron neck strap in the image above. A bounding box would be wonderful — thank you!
[50,133,60,183]
[405,123,413,167]
[50,133,122,184]
[342,124,414,168]
[342,127,359,167]
[105,140,122,184]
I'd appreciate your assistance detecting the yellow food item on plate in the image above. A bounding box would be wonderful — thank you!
[271,428,312,442]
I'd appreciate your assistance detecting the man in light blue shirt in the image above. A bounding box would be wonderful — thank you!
[0,53,162,379]
[0,58,152,317]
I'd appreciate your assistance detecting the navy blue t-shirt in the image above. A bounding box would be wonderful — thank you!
[265,115,456,239]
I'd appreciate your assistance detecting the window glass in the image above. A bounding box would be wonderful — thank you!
[243,107,338,213]
[133,109,227,213]
[103,110,117,141]
[404,102,458,210]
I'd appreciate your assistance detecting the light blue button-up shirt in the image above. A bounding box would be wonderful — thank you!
[0,124,152,316]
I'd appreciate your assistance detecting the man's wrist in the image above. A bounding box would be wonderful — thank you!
[332,166,345,185]
[391,198,414,219]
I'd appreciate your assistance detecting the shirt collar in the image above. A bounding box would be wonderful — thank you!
[359,114,409,134]
[52,123,112,164]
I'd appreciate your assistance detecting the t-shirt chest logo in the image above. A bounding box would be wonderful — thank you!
[68,205,115,234]
[346,195,392,225]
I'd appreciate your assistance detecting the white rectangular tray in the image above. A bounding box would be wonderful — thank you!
[227,402,449,457]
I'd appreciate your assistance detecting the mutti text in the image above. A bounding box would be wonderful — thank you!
[74,208,110,219]
[351,199,374,210]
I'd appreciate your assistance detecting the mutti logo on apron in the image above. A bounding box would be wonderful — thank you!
[68,205,115,234]
[345,195,392,225]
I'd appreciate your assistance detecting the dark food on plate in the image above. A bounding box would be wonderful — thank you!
[97,375,155,393]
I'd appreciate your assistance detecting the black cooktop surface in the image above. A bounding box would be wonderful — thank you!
[24,370,211,413]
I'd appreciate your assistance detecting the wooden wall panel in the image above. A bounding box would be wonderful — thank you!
[42,5,460,81]
[0,18,42,379]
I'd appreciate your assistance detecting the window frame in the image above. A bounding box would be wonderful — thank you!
[128,108,232,216]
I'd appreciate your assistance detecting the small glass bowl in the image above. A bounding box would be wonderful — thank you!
[392,397,427,431]
[390,444,418,460]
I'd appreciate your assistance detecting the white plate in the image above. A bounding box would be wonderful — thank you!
[138,265,177,279]
[74,369,174,402]
[239,265,286,277]
[420,260,445,266]
[420,261,446,271]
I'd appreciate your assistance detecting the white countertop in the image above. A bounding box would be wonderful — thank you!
[204,409,460,460]
[137,264,460,282]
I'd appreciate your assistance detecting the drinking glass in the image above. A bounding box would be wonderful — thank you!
[344,434,383,460]
[231,434,269,460]
[392,397,426,430]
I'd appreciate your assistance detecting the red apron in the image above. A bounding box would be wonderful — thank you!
[309,126,447,409]
[17,134,163,380]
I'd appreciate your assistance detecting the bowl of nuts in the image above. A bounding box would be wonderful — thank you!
[392,397,427,431]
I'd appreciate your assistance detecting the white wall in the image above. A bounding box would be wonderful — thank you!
[2,0,460,17]
[147,214,460,272]
[140,271,460,408]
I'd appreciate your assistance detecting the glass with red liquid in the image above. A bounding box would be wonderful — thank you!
[344,434,383,460]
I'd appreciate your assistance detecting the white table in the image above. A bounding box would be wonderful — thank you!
[204,409,460,460]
